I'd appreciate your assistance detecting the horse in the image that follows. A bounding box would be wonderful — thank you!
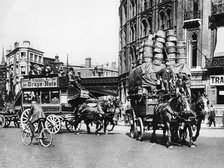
[190,95,209,142]
[74,99,104,135]
[151,94,193,149]
[100,99,120,134]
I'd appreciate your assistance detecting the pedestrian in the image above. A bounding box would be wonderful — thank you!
[208,105,216,127]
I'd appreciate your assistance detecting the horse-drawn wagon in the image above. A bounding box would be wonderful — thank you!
[127,62,198,148]
[16,74,90,134]
[0,102,20,128]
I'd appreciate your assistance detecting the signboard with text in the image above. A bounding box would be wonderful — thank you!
[22,77,58,88]
[210,75,224,86]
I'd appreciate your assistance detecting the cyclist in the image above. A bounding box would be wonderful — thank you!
[28,98,46,138]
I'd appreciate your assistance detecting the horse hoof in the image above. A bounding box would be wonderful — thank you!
[191,145,196,148]
[168,146,173,149]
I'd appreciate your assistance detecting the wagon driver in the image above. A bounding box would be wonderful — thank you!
[156,61,175,94]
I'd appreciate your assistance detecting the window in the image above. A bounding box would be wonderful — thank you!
[159,12,165,30]
[50,90,60,104]
[30,53,33,62]
[166,9,172,28]
[191,33,198,68]
[217,86,224,104]
[21,66,26,75]
[38,56,42,63]
[34,55,38,62]
[21,52,26,60]
[41,91,50,104]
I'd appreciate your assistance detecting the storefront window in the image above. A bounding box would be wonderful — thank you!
[23,91,40,103]
[42,91,50,104]
[51,90,60,104]
[217,86,224,104]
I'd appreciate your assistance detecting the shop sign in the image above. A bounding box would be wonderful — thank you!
[210,75,224,86]
[22,77,58,88]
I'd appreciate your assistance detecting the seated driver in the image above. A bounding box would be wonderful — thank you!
[28,98,46,138]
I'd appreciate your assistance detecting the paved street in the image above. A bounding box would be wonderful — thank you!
[0,123,224,168]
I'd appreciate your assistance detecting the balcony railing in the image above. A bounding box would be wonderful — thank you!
[184,10,200,20]
[212,1,224,15]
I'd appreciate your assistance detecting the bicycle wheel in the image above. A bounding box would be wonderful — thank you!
[40,128,53,147]
[21,129,32,146]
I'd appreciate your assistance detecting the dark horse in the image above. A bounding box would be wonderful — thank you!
[74,98,104,135]
[190,95,209,142]
[100,99,120,134]
[151,94,193,149]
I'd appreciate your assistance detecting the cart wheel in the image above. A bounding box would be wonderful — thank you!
[130,109,137,139]
[65,119,81,133]
[20,109,31,130]
[45,115,61,134]
[4,119,11,128]
[136,117,144,141]
[0,115,5,128]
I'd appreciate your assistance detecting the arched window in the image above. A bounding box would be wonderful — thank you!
[191,33,198,68]
[166,9,172,28]
[141,19,148,37]
[159,12,165,30]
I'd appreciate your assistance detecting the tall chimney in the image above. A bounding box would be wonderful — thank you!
[85,57,91,68]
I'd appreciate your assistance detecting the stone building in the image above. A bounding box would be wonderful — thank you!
[118,0,219,110]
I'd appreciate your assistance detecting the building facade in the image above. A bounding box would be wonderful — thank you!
[5,41,44,95]
[118,1,220,112]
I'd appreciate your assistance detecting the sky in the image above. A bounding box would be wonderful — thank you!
[0,0,120,66]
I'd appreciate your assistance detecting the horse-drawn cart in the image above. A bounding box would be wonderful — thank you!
[16,74,90,134]
[0,102,20,128]
[127,62,197,148]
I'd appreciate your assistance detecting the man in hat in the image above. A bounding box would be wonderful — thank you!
[28,98,45,138]
[156,61,175,93]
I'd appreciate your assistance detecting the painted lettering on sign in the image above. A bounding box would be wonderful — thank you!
[22,77,58,88]
[210,75,224,85]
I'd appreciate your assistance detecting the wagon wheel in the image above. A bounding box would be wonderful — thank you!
[45,114,61,134]
[20,109,31,130]
[136,117,144,141]
[4,119,11,128]
[130,109,137,139]
[0,115,5,128]
[65,119,81,133]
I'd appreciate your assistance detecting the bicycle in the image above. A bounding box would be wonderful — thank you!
[21,118,53,147]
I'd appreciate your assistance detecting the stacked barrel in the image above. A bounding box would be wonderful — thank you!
[135,29,187,66]
[176,41,187,64]
[153,30,166,65]
[166,30,177,64]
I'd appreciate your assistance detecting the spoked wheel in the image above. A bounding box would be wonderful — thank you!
[136,117,144,141]
[130,109,137,139]
[21,128,32,146]
[20,109,31,130]
[65,119,81,133]
[45,115,61,134]
[40,128,53,147]
[0,115,5,128]
[4,119,11,128]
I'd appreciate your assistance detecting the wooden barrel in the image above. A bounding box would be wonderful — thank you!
[143,46,153,57]
[177,57,187,64]
[166,42,175,48]
[153,47,163,53]
[167,35,177,42]
[166,29,176,37]
[176,41,186,55]
[153,58,163,65]
[148,34,154,41]
[167,53,176,59]
[156,30,166,38]
[144,39,154,47]
[157,37,166,43]
[167,46,176,54]
[154,41,164,49]
[154,53,164,60]
[143,57,153,63]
